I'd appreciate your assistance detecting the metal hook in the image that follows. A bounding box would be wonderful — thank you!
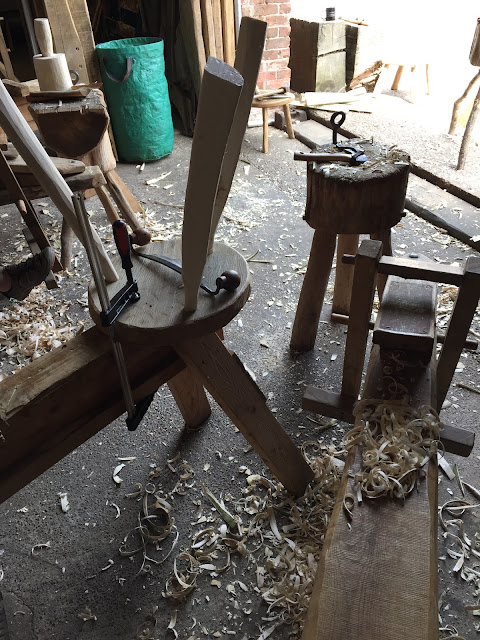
[330,111,346,146]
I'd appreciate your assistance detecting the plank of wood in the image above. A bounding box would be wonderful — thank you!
[332,234,358,315]
[175,332,314,496]
[0,327,184,504]
[302,344,438,640]
[341,239,382,400]
[290,229,337,352]
[201,0,217,58]
[220,0,236,65]
[67,0,100,83]
[0,81,117,281]
[436,255,480,410]
[342,253,465,286]
[373,276,437,353]
[167,366,211,427]
[180,0,206,96]
[43,0,89,84]
[212,0,224,59]
[208,17,266,253]
[7,155,85,176]
[0,18,17,81]
[182,57,243,311]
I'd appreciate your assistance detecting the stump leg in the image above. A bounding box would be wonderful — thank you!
[332,234,359,316]
[174,332,314,496]
[290,229,336,352]
[370,228,392,301]
[168,366,211,428]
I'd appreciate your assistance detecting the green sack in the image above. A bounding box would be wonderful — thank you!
[96,37,174,163]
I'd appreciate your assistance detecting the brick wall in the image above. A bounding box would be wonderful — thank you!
[241,0,291,90]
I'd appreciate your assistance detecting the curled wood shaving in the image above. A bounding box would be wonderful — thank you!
[344,398,442,500]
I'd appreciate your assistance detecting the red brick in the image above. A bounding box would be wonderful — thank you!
[278,25,291,37]
[275,68,291,81]
[268,57,290,71]
[257,70,277,82]
[265,14,289,26]
[265,36,290,50]
[266,25,279,38]
[262,48,285,60]
[251,4,279,16]
[279,2,291,13]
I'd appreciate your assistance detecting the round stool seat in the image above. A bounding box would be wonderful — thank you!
[251,92,295,152]
[89,238,251,345]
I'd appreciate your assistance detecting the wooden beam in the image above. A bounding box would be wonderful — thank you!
[200,0,217,58]
[220,0,235,65]
[0,327,184,505]
[302,344,438,640]
[208,17,266,252]
[182,57,243,311]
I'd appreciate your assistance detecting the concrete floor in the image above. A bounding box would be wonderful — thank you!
[0,99,479,639]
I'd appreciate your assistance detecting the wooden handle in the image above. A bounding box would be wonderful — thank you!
[34,18,54,57]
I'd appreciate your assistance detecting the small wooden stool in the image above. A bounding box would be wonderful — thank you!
[251,92,295,153]
[290,140,410,352]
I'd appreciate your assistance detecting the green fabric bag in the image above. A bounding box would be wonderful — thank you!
[96,37,174,163]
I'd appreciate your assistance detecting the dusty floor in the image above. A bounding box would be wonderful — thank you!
[0,90,479,639]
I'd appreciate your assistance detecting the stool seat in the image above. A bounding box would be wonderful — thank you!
[251,92,295,152]
[89,238,251,345]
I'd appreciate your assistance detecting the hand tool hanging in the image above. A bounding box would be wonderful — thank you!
[293,111,368,166]
[72,193,154,431]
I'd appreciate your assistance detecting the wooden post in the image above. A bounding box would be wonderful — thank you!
[332,234,359,316]
[340,239,382,402]
[175,332,314,496]
[290,230,337,351]
[182,57,243,311]
[436,255,480,410]
[168,367,211,427]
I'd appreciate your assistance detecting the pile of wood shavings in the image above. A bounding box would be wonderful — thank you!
[0,287,83,379]
[344,396,442,500]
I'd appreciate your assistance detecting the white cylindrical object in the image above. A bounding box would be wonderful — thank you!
[34,18,54,57]
[33,53,72,91]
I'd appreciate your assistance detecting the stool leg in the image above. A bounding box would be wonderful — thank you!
[174,333,314,496]
[332,234,359,316]
[290,229,336,352]
[262,106,269,153]
[391,65,404,90]
[283,103,295,139]
[168,366,211,428]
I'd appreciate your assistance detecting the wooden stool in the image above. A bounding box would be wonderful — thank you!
[251,92,295,152]
[290,140,410,352]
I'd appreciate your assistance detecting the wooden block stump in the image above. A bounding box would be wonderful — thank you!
[290,140,410,352]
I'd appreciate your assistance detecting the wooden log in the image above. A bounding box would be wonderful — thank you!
[0,327,184,505]
[182,57,243,311]
[175,332,314,496]
[305,141,410,233]
[0,81,117,281]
